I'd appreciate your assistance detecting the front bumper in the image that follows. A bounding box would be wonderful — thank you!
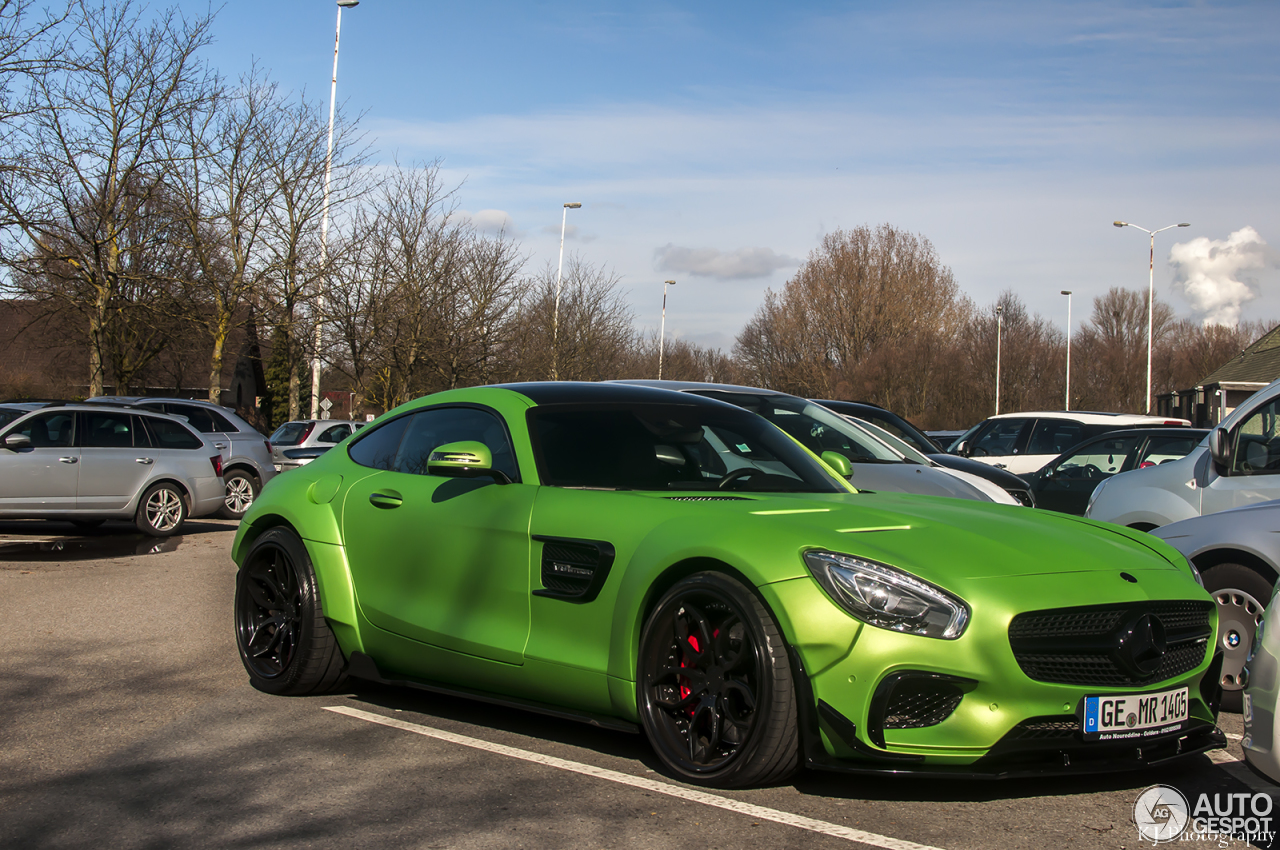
[762,573,1225,778]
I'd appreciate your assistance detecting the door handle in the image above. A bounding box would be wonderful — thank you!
[994,463,1008,469]
[369,491,403,509]
[58,456,78,464]
[135,457,154,465]
[214,443,227,450]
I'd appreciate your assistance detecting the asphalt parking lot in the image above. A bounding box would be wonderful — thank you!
[0,520,1274,850]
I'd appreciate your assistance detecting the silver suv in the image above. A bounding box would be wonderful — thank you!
[89,397,276,520]
[0,404,226,536]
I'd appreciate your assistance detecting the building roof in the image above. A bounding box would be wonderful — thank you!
[1201,323,1280,386]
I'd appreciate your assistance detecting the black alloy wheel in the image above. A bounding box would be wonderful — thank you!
[234,526,346,695]
[638,572,799,788]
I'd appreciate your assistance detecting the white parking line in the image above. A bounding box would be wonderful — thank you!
[325,705,947,850]
[1208,749,1240,764]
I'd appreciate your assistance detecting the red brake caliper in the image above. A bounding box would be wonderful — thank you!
[678,629,719,717]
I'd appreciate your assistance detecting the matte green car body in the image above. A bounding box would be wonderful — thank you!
[232,384,1222,775]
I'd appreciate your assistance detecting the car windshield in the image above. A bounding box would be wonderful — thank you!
[0,407,24,429]
[270,421,312,446]
[690,391,905,465]
[947,422,983,453]
[530,403,845,493]
[846,417,931,465]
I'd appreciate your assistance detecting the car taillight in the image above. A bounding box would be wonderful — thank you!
[298,422,316,444]
[1139,460,1155,469]
[264,440,272,454]
[211,455,223,477]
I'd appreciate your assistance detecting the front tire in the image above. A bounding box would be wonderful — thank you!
[220,470,259,520]
[234,526,346,696]
[135,483,187,537]
[638,572,800,788]
[1202,562,1273,712]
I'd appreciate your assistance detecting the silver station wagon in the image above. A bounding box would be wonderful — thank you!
[0,404,226,536]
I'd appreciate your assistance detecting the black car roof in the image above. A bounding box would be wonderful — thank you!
[498,381,732,408]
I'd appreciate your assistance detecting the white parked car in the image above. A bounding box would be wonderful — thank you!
[268,419,364,472]
[1153,500,1280,712]
[947,411,1191,476]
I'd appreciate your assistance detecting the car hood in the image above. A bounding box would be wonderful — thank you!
[635,489,1188,590]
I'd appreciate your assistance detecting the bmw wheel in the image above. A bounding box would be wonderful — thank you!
[235,526,346,696]
[638,572,800,788]
[1203,562,1273,712]
[135,483,187,537]
[220,470,259,520]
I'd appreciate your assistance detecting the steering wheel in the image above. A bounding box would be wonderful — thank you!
[718,468,757,490]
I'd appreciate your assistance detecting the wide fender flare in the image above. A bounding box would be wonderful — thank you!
[603,518,809,684]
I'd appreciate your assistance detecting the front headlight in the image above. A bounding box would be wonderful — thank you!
[1186,558,1204,587]
[803,550,970,639]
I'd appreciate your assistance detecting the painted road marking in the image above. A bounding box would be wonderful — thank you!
[1208,749,1240,765]
[325,705,946,850]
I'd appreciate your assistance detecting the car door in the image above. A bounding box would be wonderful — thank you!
[1203,395,1280,515]
[1034,434,1141,515]
[342,405,534,666]
[0,410,79,512]
[76,411,154,511]
[161,403,234,459]
[1020,418,1088,476]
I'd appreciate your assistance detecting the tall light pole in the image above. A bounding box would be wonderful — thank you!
[995,305,1003,416]
[1113,220,1190,414]
[310,0,360,419]
[1061,290,1072,411]
[551,202,581,380]
[658,279,676,379]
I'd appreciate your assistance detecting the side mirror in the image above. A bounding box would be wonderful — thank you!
[954,439,969,457]
[821,450,853,478]
[1209,428,1231,472]
[4,433,31,450]
[427,441,510,484]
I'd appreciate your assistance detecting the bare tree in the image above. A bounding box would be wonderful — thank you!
[0,1,216,396]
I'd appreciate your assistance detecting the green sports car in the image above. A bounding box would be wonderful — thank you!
[231,383,1226,787]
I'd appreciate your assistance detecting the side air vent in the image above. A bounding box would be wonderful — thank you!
[532,536,616,603]
[663,495,750,501]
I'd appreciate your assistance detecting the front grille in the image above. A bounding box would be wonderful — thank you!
[1003,716,1078,742]
[1009,601,1213,688]
[882,679,964,729]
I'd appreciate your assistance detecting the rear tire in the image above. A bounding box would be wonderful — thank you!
[638,572,800,788]
[1201,562,1273,713]
[235,526,346,696]
[135,483,187,537]
[220,470,259,520]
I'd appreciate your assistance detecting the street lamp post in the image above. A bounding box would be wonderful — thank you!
[551,202,582,380]
[658,279,676,379]
[995,305,1003,416]
[1113,220,1190,413]
[310,0,360,419]
[1061,290,1072,411]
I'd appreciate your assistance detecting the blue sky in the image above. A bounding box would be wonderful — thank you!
[186,0,1280,349]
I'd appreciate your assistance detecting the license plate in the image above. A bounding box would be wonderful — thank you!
[1082,687,1189,741]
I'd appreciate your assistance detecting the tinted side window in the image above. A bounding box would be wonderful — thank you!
[1053,435,1141,477]
[318,425,351,443]
[143,416,203,449]
[165,404,219,434]
[83,411,136,447]
[1027,420,1087,456]
[348,416,411,470]
[971,419,1030,457]
[394,407,518,481]
[14,411,74,447]
[1233,398,1280,475]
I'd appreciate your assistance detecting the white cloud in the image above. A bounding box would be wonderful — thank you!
[654,244,796,280]
[539,222,596,243]
[1169,227,1276,326]
[461,208,521,236]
